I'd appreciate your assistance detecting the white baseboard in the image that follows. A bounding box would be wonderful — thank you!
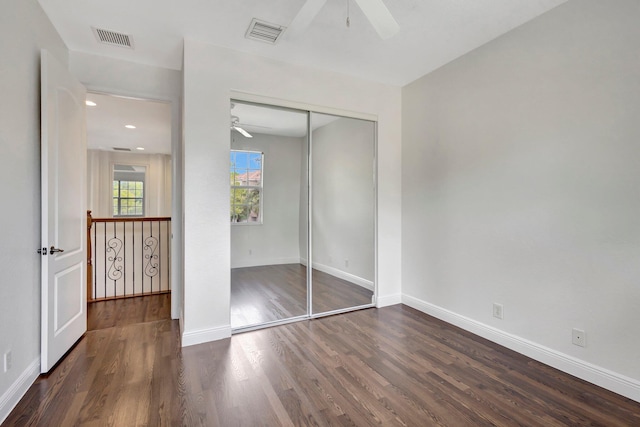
[376,293,402,307]
[402,294,640,403]
[0,357,40,424]
[181,325,231,347]
[235,258,375,292]
[231,257,300,269]
[312,262,374,291]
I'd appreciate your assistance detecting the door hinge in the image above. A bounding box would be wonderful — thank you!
[37,247,48,255]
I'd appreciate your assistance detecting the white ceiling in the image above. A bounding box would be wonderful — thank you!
[86,93,172,155]
[38,0,567,87]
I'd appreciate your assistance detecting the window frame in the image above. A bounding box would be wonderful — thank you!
[113,179,145,217]
[230,149,264,225]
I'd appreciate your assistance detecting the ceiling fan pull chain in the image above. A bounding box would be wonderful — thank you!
[346,0,351,28]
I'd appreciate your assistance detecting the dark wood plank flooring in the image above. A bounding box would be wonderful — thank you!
[5,302,639,426]
[88,292,171,330]
[231,263,373,328]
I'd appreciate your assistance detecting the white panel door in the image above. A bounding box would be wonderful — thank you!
[40,50,87,373]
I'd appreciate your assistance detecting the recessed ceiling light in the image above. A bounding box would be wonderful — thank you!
[86,100,97,106]
[136,147,145,151]
[125,125,136,129]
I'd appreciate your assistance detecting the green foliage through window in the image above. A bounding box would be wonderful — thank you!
[113,180,144,216]
[230,150,262,223]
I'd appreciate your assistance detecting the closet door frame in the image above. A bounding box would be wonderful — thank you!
[230,93,377,334]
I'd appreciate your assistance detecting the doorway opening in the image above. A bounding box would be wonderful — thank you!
[85,92,173,330]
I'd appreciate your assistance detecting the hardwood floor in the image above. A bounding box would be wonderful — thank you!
[88,293,171,330]
[5,302,639,426]
[231,263,373,328]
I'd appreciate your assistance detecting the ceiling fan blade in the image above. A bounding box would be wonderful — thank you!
[233,125,253,138]
[238,122,272,130]
[353,0,399,39]
[287,0,327,38]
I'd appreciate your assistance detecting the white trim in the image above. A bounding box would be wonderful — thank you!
[0,358,40,424]
[312,262,374,291]
[230,258,301,269]
[376,293,402,307]
[181,325,231,347]
[402,294,640,403]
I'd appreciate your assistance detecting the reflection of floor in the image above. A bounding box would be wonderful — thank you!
[231,263,373,329]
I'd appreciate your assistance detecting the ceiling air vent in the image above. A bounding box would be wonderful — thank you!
[92,27,134,49]
[245,18,286,44]
[112,147,132,152]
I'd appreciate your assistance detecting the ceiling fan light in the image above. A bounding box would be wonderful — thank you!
[234,126,253,138]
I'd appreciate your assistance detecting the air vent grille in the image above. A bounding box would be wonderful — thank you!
[245,19,286,44]
[112,147,132,152]
[92,27,134,49]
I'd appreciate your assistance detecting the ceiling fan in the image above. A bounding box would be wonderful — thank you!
[288,0,399,40]
[231,115,253,138]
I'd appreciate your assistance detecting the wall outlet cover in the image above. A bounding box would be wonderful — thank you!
[572,328,586,347]
[3,350,11,372]
[493,303,503,319]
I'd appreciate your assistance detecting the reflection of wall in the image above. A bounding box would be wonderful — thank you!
[87,149,172,217]
[299,136,309,263]
[231,133,304,268]
[312,118,375,288]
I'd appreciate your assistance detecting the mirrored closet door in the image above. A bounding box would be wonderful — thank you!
[230,102,309,330]
[230,100,376,331]
[310,113,375,315]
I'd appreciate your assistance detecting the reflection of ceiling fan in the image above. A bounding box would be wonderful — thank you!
[288,0,399,40]
[231,115,253,138]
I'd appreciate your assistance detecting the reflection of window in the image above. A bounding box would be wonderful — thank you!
[230,150,263,224]
[113,164,145,217]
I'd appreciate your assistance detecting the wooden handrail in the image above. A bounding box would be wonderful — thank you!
[87,210,93,301]
[92,216,171,223]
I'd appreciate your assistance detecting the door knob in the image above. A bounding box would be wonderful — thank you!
[50,246,65,254]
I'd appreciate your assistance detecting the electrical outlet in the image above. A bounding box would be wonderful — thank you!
[3,350,12,372]
[493,303,503,319]
[572,328,586,347]
[345,259,349,268]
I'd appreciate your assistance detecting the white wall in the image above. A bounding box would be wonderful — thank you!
[182,41,402,346]
[87,149,172,218]
[231,133,303,268]
[402,0,640,401]
[0,0,69,421]
[70,52,183,321]
[312,117,375,286]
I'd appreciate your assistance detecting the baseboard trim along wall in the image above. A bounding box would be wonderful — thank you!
[0,357,39,425]
[402,294,640,403]
[181,325,231,347]
[376,293,402,308]
[230,257,301,269]
[241,258,375,291]
[311,262,374,291]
